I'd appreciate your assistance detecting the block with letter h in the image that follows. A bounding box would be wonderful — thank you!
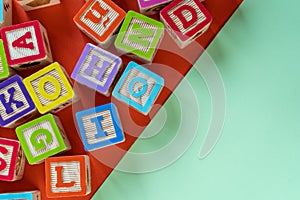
[0,190,40,200]
[115,11,164,63]
[45,155,91,197]
[0,0,12,28]
[138,0,172,15]
[71,43,122,96]
[0,20,53,70]
[16,114,71,165]
[112,62,164,115]
[160,0,212,48]
[0,39,15,81]
[76,103,124,151]
[16,0,60,11]
[0,137,25,182]
[73,0,126,47]
[24,62,76,114]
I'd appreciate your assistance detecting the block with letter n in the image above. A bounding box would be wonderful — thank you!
[16,114,71,165]
[45,155,91,197]
[0,190,40,200]
[0,0,12,28]
[114,11,164,63]
[137,0,173,15]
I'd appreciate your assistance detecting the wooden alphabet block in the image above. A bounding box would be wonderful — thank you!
[0,39,16,81]
[16,0,60,11]
[114,11,164,63]
[76,103,124,151]
[71,43,122,96]
[0,190,40,199]
[160,0,212,48]
[0,0,12,28]
[16,114,71,165]
[0,20,53,70]
[112,61,164,115]
[137,0,172,15]
[24,62,76,114]
[45,155,91,197]
[73,0,126,47]
[0,137,25,182]
[0,75,36,128]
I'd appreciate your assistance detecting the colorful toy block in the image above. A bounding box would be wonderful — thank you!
[0,39,13,81]
[112,61,164,115]
[45,155,91,197]
[0,0,12,28]
[73,0,126,47]
[71,43,122,96]
[16,114,71,165]
[0,137,25,182]
[160,0,212,48]
[114,11,164,63]
[24,62,75,114]
[0,20,53,70]
[76,103,124,151]
[16,0,60,11]
[0,190,40,199]
[138,0,172,15]
[0,75,36,128]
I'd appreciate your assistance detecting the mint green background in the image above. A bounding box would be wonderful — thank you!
[93,0,300,199]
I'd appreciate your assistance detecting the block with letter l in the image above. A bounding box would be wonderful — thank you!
[0,190,40,199]
[0,0,12,28]
[137,0,172,15]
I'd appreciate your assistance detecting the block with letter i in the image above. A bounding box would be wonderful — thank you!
[16,0,60,11]
[160,0,212,48]
[112,62,164,115]
[71,43,122,96]
[138,0,172,15]
[114,11,164,63]
[0,20,53,70]
[0,39,15,81]
[0,0,12,28]
[0,137,25,182]
[73,0,126,47]
[45,155,91,197]
[24,62,76,114]
[16,114,71,165]
[0,190,40,200]
[76,103,124,151]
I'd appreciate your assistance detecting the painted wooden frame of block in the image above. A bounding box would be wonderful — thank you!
[76,103,124,151]
[0,0,12,28]
[16,0,60,11]
[45,155,91,197]
[0,137,25,182]
[114,11,164,63]
[71,43,122,96]
[0,75,36,128]
[112,61,164,115]
[138,0,172,15]
[16,114,71,165]
[73,0,126,47]
[0,190,40,199]
[0,39,12,81]
[0,20,53,70]
[160,0,212,49]
[24,62,75,114]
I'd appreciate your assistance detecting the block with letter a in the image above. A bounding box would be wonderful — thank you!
[0,20,53,70]
[160,0,212,48]
[45,155,91,197]
[137,0,173,15]
[0,0,12,28]
[0,190,40,200]
[16,0,60,11]
[73,0,126,47]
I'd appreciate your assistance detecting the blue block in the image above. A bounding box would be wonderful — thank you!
[0,191,39,199]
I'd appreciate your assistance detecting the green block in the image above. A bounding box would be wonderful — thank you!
[0,39,9,79]
[16,114,71,165]
[114,10,164,62]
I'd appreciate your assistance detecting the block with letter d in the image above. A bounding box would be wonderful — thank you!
[0,137,25,182]
[0,20,53,70]
[45,155,91,197]
[0,0,12,28]
[16,0,60,11]
[114,11,164,63]
[73,0,126,47]
[0,190,40,200]
[24,62,76,114]
[160,0,212,48]
[138,0,172,15]
[16,114,71,165]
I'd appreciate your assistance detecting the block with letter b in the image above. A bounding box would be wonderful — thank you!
[114,11,164,63]
[24,62,76,114]
[0,190,40,200]
[0,137,25,182]
[0,20,53,70]
[160,0,212,48]
[16,0,60,11]
[16,114,71,165]
[73,0,126,47]
[71,43,122,96]
[76,103,124,151]
[138,0,172,15]
[112,62,164,115]
[45,155,91,197]
[0,0,12,28]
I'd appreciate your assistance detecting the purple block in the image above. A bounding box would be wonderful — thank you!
[71,43,122,96]
[0,75,36,127]
[138,0,173,15]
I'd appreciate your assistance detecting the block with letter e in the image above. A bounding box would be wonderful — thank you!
[0,20,53,70]
[160,0,212,48]
[16,114,71,165]
[0,0,12,28]
[137,0,172,15]
[0,190,40,200]
[45,155,91,197]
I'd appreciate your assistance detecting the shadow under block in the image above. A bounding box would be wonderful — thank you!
[0,137,25,182]
[0,0,12,28]
[16,114,71,165]
[45,155,91,198]
[0,20,53,70]
[0,190,40,199]
[16,0,60,11]
[137,0,172,15]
